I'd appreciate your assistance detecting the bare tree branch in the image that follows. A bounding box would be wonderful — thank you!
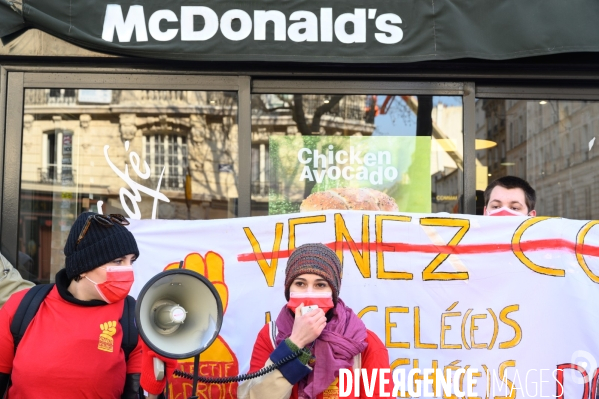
[291,94,344,135]
[263,106,293,112]
[253,95,292,114]
[310,95,343,134]
[292,94,312,135]
[416,95,433,137]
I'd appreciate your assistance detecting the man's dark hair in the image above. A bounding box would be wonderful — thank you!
[484,176,536,211]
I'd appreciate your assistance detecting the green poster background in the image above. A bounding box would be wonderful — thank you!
[269,136,431,215]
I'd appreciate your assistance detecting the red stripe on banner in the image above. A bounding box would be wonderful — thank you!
[237,239,599,262]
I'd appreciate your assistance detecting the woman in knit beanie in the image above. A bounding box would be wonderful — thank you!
[0,212,173,399]
[241,243,391,399]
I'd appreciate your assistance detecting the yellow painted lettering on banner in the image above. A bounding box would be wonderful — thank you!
[390,358,410,371]
[375,215,413,280]
[420,218,470,281]
[386,306,410,348]
[288,215,326,251]
[487,309,499,350]
[461,308,473,350]
[459,365,470,397]
[429,360,439,396]
[405,359,438,399]
[469,369,483,399]
[494,360,517,399]
[243,223,284,287]
[498,305,522,349]
[470,313,488,349]
[357,306,378,319]
[412,359,423,396]
[482,365,490,399]
[335,213,371,278]
[575,220,599,283]
[512,217,565,277]
[391,358,411,398]
[441,302,462,349]
[414,306,438,349]
[443,361,462,399]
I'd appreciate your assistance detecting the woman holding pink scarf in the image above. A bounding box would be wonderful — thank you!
[239,243,391,399]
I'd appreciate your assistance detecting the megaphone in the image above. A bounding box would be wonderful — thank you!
[135,269,223,361]
[136,268,303,398]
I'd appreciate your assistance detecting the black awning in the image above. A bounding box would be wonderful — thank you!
[0,0,25,37]
[1,0,598,63]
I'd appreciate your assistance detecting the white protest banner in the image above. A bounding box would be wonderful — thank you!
[128,210,599,399]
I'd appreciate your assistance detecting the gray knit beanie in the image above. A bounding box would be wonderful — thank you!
[284,243,342,304]
[64,212,139,279]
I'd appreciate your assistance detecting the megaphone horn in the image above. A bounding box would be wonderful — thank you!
[135,269,224,360]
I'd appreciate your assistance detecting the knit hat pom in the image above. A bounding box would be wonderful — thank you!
[64,212,139,279]
[284,243,342,304]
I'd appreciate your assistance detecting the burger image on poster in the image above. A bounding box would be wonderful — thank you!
[300,187,399,212]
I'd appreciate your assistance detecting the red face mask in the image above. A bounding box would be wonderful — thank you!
[86,266,134,303]
[486,206,527,217]
[287,292,334,313]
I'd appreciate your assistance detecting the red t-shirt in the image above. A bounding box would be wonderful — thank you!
[249,324,392,399]
[0,286,142,399]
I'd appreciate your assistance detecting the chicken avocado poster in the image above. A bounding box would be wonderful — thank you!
[268,136,431,215]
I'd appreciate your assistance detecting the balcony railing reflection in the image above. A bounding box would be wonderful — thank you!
[251,181,269,196]
[161,175,186,191]
[38,167,76,184]
[130,174,186,191]
[26,89,77,105]
[25,89,235,107]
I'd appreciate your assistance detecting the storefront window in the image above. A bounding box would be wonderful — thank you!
[144,134,189,190]
[475,99,599,219]
[19,89,238,283]
[250,94,464,215]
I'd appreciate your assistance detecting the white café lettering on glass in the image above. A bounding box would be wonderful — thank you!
[103,140,169,219]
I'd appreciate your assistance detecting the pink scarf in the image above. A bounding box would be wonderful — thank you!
[275,298,368,398]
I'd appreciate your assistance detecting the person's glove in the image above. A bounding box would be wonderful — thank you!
[140,341,178,395]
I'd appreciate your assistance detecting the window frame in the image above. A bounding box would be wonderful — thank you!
[17,69,593,266]
[251,80,475,216]
[0,69,250,266]
[476,83,599,220]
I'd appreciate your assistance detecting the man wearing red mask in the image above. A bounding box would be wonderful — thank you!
[484,176,537,217]
[0,211,175,398]
[240,243,391,399]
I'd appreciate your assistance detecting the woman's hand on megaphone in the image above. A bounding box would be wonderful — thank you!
[140,341,178,395]
[289,304,326,348]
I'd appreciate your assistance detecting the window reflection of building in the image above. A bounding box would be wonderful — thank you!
[48,88,76,104]
[144,134,188,190]
[250,94,377,215]
[430,102,463,213]
[251,142,269,197]
[476,99,599,219]
[20,89,238,282]
[252,95,464,214]
[504,100,528,181]
[482,100,507,181]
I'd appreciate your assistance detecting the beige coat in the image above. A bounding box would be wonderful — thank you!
[0,253,34,307]
[237,321,361,399]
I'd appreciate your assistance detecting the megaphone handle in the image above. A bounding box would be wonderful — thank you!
[154,357,165,381]
[191,354,200,396]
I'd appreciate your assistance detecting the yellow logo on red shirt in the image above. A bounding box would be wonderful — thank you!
[98,321,117,353]
[323,377,339,399]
